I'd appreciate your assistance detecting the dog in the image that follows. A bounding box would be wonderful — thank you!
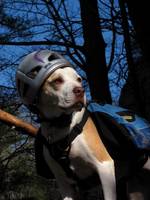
[36,66,150,200]
[36,66,116,200]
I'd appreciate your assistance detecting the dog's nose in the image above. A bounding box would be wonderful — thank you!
[73,87,84,97]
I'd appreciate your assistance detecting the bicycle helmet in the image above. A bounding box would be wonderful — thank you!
[16,49,73,108]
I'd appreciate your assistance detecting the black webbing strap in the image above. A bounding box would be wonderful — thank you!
[35,108,89,179]
[63,109,89,149]
[36,108,89,159]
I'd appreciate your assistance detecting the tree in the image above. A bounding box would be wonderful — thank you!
[2,0,150,199]
[0,0,124,103]
[119,0,150,122]
[79,0,112,103]
[125,0,150,62]
[0,110,51,200]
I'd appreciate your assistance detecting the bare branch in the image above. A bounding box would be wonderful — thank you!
[0,109,38,137]
[107,0,116,70]
[0,40,82,50]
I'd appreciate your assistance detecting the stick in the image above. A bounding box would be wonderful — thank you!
[0,109,38,137]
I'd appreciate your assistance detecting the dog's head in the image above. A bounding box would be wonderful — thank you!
[37,67,86,119]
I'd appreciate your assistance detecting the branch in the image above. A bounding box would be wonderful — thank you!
[0,40,83,50]
[0,109,38,137]
[107,0,116,71]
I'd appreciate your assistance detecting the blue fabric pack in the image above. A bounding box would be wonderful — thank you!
[88,102,150,150]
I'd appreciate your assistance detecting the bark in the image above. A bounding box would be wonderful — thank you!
[0,109,38,137]
[119,0,143,115]
[119,0,150,122]
[125,0,150,62]
[79,0,112,103]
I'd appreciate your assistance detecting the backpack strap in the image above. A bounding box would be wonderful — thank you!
[63,109,89,149]
[34,109,89,179]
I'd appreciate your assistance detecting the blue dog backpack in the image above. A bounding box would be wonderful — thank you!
[88,102,150,150]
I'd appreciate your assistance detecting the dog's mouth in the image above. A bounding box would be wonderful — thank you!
[59,101,85,112]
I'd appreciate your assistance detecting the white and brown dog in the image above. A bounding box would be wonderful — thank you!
[36,66,150,200]
[36,66,116,200]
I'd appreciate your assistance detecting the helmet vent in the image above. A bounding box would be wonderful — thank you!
[48,54,59,62]
[27,66,41,79]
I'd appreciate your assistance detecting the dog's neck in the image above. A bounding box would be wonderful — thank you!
[40,108,85,143]
[39,113,72,128]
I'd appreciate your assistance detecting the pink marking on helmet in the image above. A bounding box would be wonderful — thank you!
[34,51,45,63]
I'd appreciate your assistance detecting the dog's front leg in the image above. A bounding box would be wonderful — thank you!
[96,160,116,200]
[43,145,78,200]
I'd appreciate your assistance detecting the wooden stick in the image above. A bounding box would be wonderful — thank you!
[0,109,38,137]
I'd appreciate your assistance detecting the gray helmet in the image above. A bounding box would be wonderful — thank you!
[16,49,72,107]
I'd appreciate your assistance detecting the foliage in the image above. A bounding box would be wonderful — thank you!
[0,110,59,200]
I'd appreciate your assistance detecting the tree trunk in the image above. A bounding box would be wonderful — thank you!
[118,0,143,115]
[119,0,150,122]
[125,0,150,62]
[79,0,112,103]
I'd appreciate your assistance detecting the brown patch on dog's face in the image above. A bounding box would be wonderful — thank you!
[37,67,86,118]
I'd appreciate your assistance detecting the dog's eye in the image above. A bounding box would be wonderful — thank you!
[53,77,64,84]
[77,77,82,83]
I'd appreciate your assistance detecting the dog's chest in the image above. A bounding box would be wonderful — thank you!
[68,117,112,179]
[68,134,95,179]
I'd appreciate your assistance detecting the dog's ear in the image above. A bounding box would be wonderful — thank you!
[27,66,41,79]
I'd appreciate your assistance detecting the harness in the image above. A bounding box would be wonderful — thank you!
[34,109,89,179]
[88,102,150,150]
[35,102,150,182]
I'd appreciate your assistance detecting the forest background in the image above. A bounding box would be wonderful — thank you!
[0,0,150,199]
